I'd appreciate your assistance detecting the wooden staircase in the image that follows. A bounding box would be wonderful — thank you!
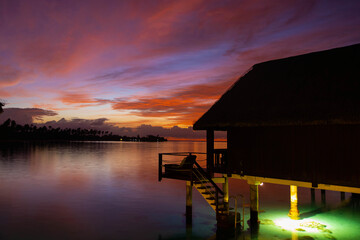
[158,152,241,229]
[192,161,230,216]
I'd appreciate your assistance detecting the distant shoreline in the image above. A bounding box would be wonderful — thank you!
[0,139,167,143]
[0,119,167,142]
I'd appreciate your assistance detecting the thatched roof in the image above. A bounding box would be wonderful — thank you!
[193,43,360,130]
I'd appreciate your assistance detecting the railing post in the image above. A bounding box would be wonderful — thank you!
[158,153,162,182]
[250,184,259,226]
[190,153,193,183]
[215,151,219,169]
[215,189,219,218]
[234,197,238,229]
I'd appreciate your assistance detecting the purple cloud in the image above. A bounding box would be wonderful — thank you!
[0,108,57,125]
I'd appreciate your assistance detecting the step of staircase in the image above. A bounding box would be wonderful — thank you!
[196,186,215,190]
[211,202,225,207]
[194,180,209,183]
[206,197,216,200]
[197,190,216,194]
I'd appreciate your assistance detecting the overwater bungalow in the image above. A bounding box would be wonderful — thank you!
[159,43,360,230]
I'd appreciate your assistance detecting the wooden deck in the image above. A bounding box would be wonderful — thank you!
[162,170,194,181]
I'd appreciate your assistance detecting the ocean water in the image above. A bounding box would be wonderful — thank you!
[0,141,359,240]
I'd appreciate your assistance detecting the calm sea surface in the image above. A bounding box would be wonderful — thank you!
[0,141,359,240]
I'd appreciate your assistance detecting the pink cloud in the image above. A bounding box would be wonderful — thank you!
[59,92,99,106]
[111,79,234,125]
[0,65,21,87]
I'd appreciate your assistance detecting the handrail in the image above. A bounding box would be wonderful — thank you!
[192,168,217,201]
[215,189,219,217]
[230,194,245,230]
[159,152,206,182]
[158,152,225,197]
[193,160,224,195]
[160,152,206,156]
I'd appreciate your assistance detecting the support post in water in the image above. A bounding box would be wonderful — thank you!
[311,188,316,206]
[321,189,326,207]
[223,176,229,210]
[341,191,345,201]
[249,184,259,225]
[288,185,300,220]
[186,181,193,225]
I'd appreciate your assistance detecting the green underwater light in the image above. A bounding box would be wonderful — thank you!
[274,218,331,233]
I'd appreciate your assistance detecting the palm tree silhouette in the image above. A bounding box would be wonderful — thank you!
[0,101,4,114]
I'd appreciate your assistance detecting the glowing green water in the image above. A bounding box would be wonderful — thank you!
[222,183,360,240]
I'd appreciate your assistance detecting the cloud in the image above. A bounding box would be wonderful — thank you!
[40,117,130,133]
[1,0,360,128]
[0,64,31,97]
[3,0,358,78]
[32,103,68,111]
[59,92,103,107]
[0,107,223,139]
[136,124,210,140]
[0,108,58,125]
[0,64,22,87]
[111,79,235,125]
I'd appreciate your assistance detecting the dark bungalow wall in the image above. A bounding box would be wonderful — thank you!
[227,125,360,188]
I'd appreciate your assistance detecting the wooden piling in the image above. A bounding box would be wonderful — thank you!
[249,184,259,225]
[186,181,192,225]
[223,176,229,210]
[288,185,300,220]
[341,192,345,201]
[321,189,326,207]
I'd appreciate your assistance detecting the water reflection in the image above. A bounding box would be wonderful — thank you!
[0,141,359,239]
[291,231,298,240]
[0,141,226,239]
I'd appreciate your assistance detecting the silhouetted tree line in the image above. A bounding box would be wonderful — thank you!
[0,119,167,142]
[0,101,4,114]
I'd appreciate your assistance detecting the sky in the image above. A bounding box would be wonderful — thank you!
[1,0,360,139]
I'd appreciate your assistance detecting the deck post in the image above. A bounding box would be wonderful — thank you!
[186,181,193,225]
[321,190,326,207]
[288,185,300,220]
[206,130,214,176]
[223,176,229,210]
[351,193,360,210]
[249,184,259,225]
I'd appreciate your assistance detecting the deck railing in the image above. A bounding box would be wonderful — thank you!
[158,149,229,181]
[158,152,206,182]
